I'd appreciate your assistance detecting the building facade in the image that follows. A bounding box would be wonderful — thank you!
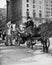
[45,0,52,19]
[22,0,45,23]
[22,0,33,22]
[8,0,52,25]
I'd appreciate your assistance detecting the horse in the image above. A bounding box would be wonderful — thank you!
[16,19,50,52]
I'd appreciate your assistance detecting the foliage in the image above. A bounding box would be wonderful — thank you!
[39,21,52,37]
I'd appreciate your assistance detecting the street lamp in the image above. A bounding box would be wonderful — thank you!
[6,0,10,23]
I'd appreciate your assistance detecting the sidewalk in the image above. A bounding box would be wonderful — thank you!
[7,50,52,65]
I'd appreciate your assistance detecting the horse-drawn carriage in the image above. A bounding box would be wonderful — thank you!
[16,19,50,53]
[4,18,51,53]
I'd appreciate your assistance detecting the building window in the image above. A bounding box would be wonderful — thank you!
[33,13,36,17]
[33,10,35,12]
[27,4,29,7]
[39,13,42,18]
[39,10,41,13]
[51,8,52,10]
[26,12,29,17]
[33,10,36,17]
[46,11,50,13]
[46,15,49,17]
[33,0,35,3]
[51,1,52,3]
[33,5,35,8]
[39,1,42,4]
[46,1,48,3]
[27,0,29,2]
[27,9,29,11]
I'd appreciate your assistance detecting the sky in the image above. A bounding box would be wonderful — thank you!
[0,0,6,8]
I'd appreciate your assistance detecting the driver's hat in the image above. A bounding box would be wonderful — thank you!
[27,16,31,20]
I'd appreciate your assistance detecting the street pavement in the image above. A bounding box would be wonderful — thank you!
[0,38,52,65]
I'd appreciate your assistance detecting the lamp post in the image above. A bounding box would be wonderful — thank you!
[6,0,10,23]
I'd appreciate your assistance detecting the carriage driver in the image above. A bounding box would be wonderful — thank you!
[25,16,34,36]
[26,16,34,28]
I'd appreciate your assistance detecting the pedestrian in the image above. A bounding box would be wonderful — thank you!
[5,21,12,46]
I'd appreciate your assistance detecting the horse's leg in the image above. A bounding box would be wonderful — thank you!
[18,39,21,46]
[26,40,30,48]
[46,45,48,53]
[31,43,33,49]
[43,42,46,52]
[31,40,34,49]
[43,40,48,53]
[19,43,20,46]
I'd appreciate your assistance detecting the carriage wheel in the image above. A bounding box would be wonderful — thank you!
[43,38,50,53]
[17,40,20,46]
[43,43,48,53]
[47,38,50,48]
